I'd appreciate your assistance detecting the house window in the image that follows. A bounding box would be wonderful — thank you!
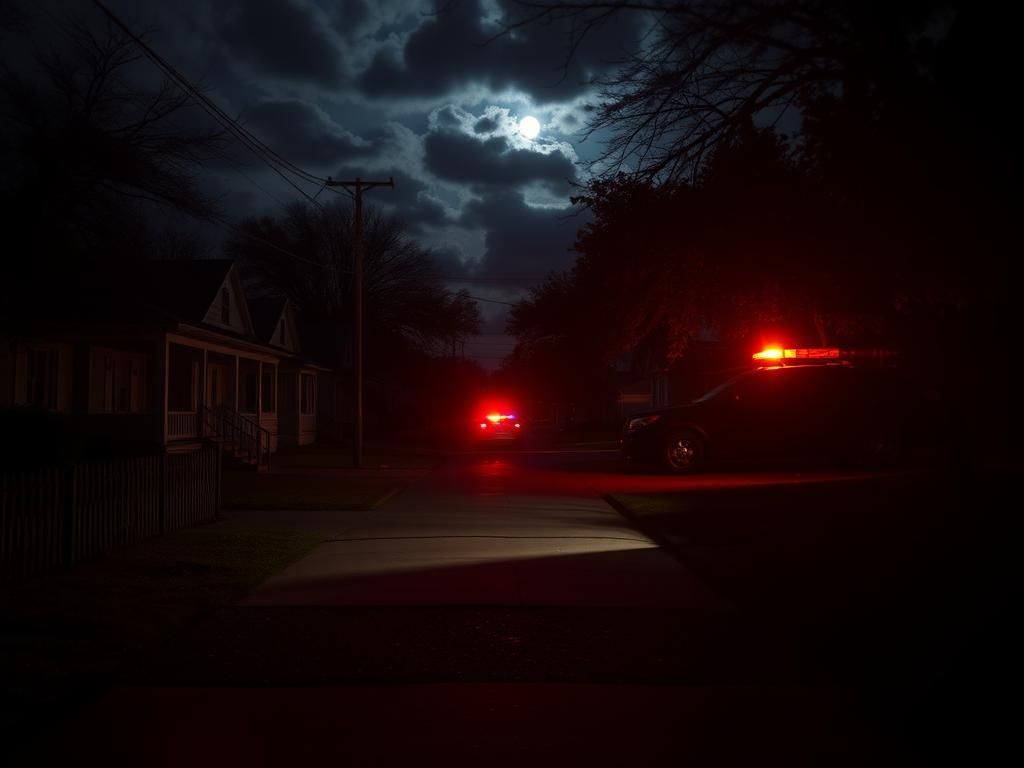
[300,373,316,415]
[261,365,276,413]
[26,347,60,409]
[168,347,198,411]
[102,352,144,413]
[241,370,259,413]
[221,287,230,325]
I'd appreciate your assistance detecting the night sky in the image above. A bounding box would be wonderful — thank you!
[44,0,646,366]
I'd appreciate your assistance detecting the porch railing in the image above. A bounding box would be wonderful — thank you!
[203,404,272,471]
[168,410,201,439]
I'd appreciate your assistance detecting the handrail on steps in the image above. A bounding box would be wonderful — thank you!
[202,404,272,470]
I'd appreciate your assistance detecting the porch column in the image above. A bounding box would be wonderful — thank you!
[160,337,169,446]
[201,349,208,435]
[257,361,263,420]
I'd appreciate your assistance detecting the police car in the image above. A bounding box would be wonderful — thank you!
[621,347,934,473]
[474,411,523,443]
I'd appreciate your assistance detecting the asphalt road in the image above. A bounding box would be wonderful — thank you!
[41,449,1019,766]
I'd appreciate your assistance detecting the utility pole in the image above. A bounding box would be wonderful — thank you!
[325,176,394,469]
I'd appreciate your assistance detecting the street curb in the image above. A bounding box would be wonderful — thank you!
[601,493,687,564]
[602,493,738,616]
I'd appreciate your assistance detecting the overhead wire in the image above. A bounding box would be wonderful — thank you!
[465,294,517,306]
[85,0,354,270]
[208,216,331,269]
[85,1,554,293]
[89,0,328,210]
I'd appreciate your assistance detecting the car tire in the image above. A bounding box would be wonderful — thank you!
[663,429,706,473]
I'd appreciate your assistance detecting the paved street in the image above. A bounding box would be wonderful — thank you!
[41,449,1016,765]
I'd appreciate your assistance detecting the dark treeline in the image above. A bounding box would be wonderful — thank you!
[504,1,1013,453]
[226,201,483,434]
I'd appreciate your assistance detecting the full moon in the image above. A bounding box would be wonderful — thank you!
[518,115,540,139]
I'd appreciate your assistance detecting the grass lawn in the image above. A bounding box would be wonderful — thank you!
[0,525,322,752]
[221,470,403,510]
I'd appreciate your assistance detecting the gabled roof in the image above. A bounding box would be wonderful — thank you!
[145,259,235,323]
[249,296,301,354]
[248,296,288,341]
[145,259,258,339]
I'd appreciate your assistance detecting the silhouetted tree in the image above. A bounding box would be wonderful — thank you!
[225,200,481,369]
[508,1,1012,424]
[506,2,989,182]
[510,124,830,366]
[0,14,223,268]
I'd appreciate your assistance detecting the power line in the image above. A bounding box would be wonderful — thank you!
[223,162,294,212]
[440,275,548,282]
[208,216,331,269]
[83,0,358,271]
[466,294,518,306]
[88,0,328,210]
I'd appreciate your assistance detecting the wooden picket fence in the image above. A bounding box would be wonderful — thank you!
[0,448,220,585]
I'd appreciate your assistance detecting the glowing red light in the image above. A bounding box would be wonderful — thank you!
[479,423,488,429]
[486,413,503,423]
[753,347,840,361]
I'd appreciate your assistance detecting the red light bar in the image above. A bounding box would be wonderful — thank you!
[484,413,518,423]
[753,347,840,361]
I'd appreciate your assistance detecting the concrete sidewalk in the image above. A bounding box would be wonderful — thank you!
[235,456,720,610]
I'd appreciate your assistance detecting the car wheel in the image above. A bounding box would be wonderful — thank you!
[664,429,705,473]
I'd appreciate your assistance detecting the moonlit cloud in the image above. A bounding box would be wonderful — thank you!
[45,0,639,366]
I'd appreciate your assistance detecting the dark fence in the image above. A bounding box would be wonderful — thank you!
[0,448,220,585]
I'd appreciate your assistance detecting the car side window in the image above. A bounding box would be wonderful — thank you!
[732,370,791,406]
[733,368,842,409]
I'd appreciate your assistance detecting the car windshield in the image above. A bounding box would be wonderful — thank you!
[692,371,748,403]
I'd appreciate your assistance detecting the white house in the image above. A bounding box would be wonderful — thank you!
[1,259,330,468]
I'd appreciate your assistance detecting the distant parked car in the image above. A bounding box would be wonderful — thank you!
[622,348,943,473]
[473,410,524,444]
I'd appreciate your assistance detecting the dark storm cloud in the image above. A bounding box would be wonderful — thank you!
[330,167,453,233]
[473,117,498,134]
[358,0,639,102]
[424,130,577,193]
[220,1,342,86]
[243,99,375,167]
[430,244,470,278]
[330,0,373,39]
[432,105,463,128]
[460,190,586,284]
[385,172,451,231]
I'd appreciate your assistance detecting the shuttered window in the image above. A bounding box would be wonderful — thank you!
[300,373,316,415]
[26,347,60,409]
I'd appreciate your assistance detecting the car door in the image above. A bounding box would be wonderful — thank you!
[721,367,820,461]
